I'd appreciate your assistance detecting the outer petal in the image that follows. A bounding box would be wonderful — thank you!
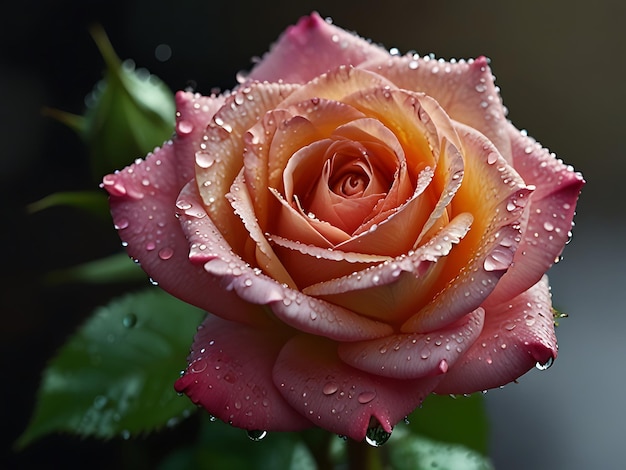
[365,55,512,162]
[173,91,226,183]
[103,143,258,323]
[483,124,584,306]
[174,315,311,431]
[273,335,441,441]
[337,307,485,379]
[434,276,558,394]
[249,12,389,84]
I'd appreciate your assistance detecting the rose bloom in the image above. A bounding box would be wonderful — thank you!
[103,13,583,441]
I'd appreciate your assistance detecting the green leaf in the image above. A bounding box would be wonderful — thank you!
[45,252,146,285]
[405,393,489,455]
[159,416,317,470]
[388,429,494,470]
[83,26,175,179]
[27,190,110,219]
[16,290,205,449]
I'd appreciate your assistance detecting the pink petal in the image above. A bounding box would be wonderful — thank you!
[194,83,298,254]
[269,285,394,342]
[434,276,558,394]
[273,334,441,441]
[103,143,259,325]
[227,171,297,288]
[365,55,512,162]
[338,307,485,379]
[303,213,473,325]
[174,315,311,431]
[483,124,584,306]
[173,91,225,183]
[401,123,531,333]
[248,12,389,84]
[268,234,389,288]
[177,183,393,340]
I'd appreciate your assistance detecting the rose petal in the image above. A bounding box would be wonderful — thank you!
[335,89,465,255]
[304,213,473,325]
[366,55,512,162]
[434,276,558,394]
[269,289,394,342]
[268,234,389,287]
[483,124,584,306]
[338,307,485,379]
[401,123,531,333]
[248,12,389,84]
[173,91,225,183]
[176,183,394,340]
[227,171,297,288]
[103,143,259,325]
[174,315,311,431]
[270,186,351,246]
[273,334,441,441]
[195,82,298,253]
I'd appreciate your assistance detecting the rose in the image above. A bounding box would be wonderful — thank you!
[102,13,583,441]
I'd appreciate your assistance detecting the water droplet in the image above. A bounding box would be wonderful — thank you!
[121,429,131,440]
[323,382,339,395]
[503,321,516,331]
[122,313,137,328]
[487,152,498,165]
[543,221,554,232]
[483,246,513,272]
[357,391,376,404]
[176,120,193,135]
[115,219,130,230]
[364,423,392,447]
[535,356,554,371]
[158,247,174,260]
[93,395,108,410]
[247,429,267,441]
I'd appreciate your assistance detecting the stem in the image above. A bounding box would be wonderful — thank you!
[346,439,385,470]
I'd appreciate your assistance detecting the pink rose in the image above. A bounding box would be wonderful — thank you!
[102,13,583,441]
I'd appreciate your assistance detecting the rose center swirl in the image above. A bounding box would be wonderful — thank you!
[296,140,396,234]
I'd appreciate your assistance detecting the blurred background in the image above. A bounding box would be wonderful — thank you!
[2,0,623,468]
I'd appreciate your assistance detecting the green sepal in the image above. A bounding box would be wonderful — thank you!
[83,25,175,179]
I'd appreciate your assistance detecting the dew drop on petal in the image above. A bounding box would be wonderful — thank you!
[158,247,174,260]
[176,120,194,135]
[115,219,130,230]
[357,391,376,404]
[364,423,392,447]
[323,382,339,395]
[535,356,554,371]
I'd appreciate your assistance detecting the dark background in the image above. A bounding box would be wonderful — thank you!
[2,1,624,469]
